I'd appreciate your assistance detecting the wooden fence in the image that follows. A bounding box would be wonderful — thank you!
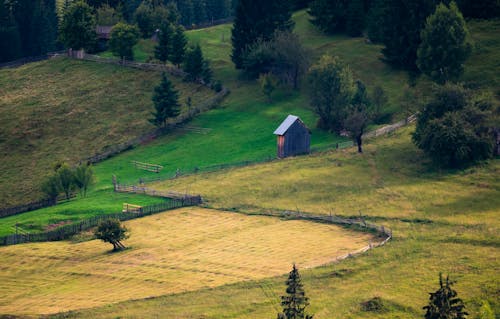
[0,198,200,246]
[0,193,77,218]
[114,183,203,203]
[136,114,418,185]
[132,161,163,173]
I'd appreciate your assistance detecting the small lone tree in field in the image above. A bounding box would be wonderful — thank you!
[73,163,94,197]
[277,264,314,319]
[94,219,128,251]
[109,22,140,60]
[423,273,468,319]
[150,73,180,128]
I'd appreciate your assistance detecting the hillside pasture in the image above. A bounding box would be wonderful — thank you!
[0,207,375,316]
[0,57,215,208]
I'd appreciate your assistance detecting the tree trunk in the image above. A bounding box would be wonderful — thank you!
[356,134,363,153]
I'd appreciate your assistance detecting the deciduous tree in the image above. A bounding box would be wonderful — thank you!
[59,0,96,50]
[73,164,94,197]
[308,55,355,132]
[94,219,129,251]
[417,2,471,84]
[413,84,496,167]
[109,22,140,60]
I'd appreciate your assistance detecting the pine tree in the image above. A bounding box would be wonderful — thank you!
[417,2,471,84]
[346,0,364,37]
[150,73,180,128]
[184,44,205,81]
[277,264,314,319]
[377,0,438,71]
[231,0,293,69]
[0,0,22,62]
[192,0,207,24]
[154,22,174,63]
[424,274,468,319]
[169,26,187,67]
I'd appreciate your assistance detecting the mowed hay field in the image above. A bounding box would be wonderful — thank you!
[0,207,375,316]
[0,57,215,207]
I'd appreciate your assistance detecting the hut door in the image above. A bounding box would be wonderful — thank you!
[277,136,285,158]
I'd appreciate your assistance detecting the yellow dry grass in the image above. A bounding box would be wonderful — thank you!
[0,207,374,316]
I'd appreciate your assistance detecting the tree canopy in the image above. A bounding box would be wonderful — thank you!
[109,22,140,60]
[417,2,471,84]
[231,0,294,68]
[59,0,96,50]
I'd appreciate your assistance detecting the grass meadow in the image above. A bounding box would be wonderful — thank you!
[0,12,497,235]
[0,207,374,316]
[54,127,499,319]
[0,58,214,208]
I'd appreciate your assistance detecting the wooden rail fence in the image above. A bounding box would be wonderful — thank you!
[114,183,202,203]
[0,198,200,246]
[132,161,163,173]
[135,114,418,185]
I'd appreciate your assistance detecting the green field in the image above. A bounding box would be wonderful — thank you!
[0,58,215,208]
[1,12,497,235]
[0,207,374,316]
[0,10,498,319]
[50,128,499,319]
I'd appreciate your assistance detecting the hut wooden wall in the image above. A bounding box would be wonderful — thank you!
[279,121,310,158]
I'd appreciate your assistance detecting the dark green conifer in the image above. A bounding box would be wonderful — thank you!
[150,73,180,128]
[424,274,468,319]
[277,264,314,319]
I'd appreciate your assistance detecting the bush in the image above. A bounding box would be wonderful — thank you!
[413,84,496,168]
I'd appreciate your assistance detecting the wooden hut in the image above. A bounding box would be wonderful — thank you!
[273,115,311,158]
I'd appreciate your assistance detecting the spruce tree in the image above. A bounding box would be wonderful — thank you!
[0,0,22,62]
[184,44,205,81]
[169,26,187,67]
[192,0,207,24]
[150,73,180,128]
[231,0,293,69]
[423,274,468,319]
[377,0,438,71]
[154,22,174,63]
[417,2,471,84]
[277,264,314,319]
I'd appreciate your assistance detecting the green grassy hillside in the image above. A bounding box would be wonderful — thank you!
[49,128,499,319]
[0,58,215,208]
[0,12,498,237]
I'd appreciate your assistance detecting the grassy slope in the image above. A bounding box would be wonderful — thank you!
[58,128,499,319]
[0,58,214,208]
[0,207,374,315]
[2,12,496,235]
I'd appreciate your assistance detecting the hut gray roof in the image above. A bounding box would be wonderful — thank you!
[273,115,300,136]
